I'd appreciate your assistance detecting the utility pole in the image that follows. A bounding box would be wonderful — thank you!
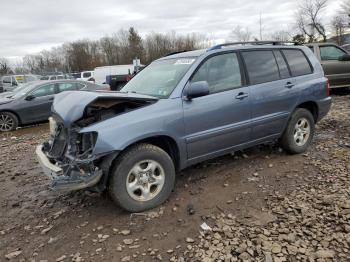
[259,12,263,41]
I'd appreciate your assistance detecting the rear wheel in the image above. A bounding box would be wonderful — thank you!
[109,143,175,212]
[0,112,18,132]
[280,108,315,154]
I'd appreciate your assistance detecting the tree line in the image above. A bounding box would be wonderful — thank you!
[0,0,349,76]
[21,28,209,74]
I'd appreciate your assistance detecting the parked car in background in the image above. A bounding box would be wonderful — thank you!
[0,80,104,131]
[36,42,331,212]
[73,71,94,81]
[40,75,65,80]
[307,43,350,88]
[0,81,3,93]
[341,44,350,53]
[1,75,39,92]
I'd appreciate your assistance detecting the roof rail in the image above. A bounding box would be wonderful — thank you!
[165,50,189,57]
[208,41,299,51]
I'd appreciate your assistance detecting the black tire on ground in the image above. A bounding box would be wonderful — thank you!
[280,108,315,154]
[0,112,19,132]
[108,143,176,212]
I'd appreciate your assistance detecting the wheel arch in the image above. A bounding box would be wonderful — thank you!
[121,135,181,172]
[0,110,22,124]
[295,101,319,123]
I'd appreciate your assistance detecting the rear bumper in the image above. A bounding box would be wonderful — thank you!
[36,145,103,191]
[316,96,332,122]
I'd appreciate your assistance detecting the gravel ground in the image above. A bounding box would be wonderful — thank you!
[0,93,349,262]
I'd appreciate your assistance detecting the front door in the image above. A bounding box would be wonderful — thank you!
[183,52,251,163]
[319,45,350,87]
[17,83,57,123]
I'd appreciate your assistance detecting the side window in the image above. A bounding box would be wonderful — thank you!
[32,84,55,97]
[320,46,346,61]
[242,50,280,84]
[50,76,57,80]
[83,72,91,78]
[282,49,312,76]
[273,50,290,79]
[56,75,64,80]
[191,53,242,94]
[2,76,11,84]
[58,83,79,92]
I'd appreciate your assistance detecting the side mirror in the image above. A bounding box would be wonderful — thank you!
[186,81,209,100]
[338,54,350,61]
[25,95,35,101]
[12,82,18,86]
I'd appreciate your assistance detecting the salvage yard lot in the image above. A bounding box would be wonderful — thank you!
[0,93,349,261]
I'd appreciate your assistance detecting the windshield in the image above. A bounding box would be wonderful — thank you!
[121,57,196,98]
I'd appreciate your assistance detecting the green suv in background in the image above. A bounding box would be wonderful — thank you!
[307,43,350,89]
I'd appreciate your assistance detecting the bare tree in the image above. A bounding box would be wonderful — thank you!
[331,15,346,45]
[0,58,12,75]
[296,0,328,42]
[269,30,292,42]
[229,25,252,42]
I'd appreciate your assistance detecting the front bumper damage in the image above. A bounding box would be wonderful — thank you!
[36,145,103,191]
[35,91,158,192]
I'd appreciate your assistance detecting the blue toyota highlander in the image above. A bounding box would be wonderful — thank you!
[36,42,332,212]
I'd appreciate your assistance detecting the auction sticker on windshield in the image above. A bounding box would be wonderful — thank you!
[174,59,195,65]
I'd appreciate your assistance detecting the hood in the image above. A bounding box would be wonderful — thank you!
[0,97,13,105]
[0,92,14,99]
[52,91,158,126]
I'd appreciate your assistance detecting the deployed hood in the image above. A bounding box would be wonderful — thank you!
[0,97,13,105]
[52,91,158,126]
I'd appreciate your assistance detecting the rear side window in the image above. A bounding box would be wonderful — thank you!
[192,53,242,94]
[273,50,290,79]
[242,50,280,85]
[282,49,312,76]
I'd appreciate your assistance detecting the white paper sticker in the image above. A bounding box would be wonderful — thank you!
[174,59,195,65]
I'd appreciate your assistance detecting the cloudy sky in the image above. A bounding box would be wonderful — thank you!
[0,0,342,61]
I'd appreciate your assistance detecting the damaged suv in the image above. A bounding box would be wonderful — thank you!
[37,42,331,212]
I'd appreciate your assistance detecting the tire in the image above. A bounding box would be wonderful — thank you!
[109,143,175,212]
[280,108,315,154]
[0,112,18,132]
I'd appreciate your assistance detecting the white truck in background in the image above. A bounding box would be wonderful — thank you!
[93,65,136,85]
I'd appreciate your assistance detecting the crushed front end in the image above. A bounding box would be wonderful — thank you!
[36,116,103,191]
[36,91,158,192]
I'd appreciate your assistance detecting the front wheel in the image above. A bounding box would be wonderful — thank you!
[280,108,315,154]
[0,112,18,132]
[109,143,175,212]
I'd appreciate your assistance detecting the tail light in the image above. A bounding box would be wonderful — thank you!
[326,79,330,96]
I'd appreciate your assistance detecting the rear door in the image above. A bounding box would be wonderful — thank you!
[242,49,303,140]
[318,45,350,87]
[183,52,251,162]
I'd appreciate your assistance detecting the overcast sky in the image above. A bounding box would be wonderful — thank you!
[0,0,342,61]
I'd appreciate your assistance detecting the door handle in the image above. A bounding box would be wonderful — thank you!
[235,92,248,100]
[285,82,294,88]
